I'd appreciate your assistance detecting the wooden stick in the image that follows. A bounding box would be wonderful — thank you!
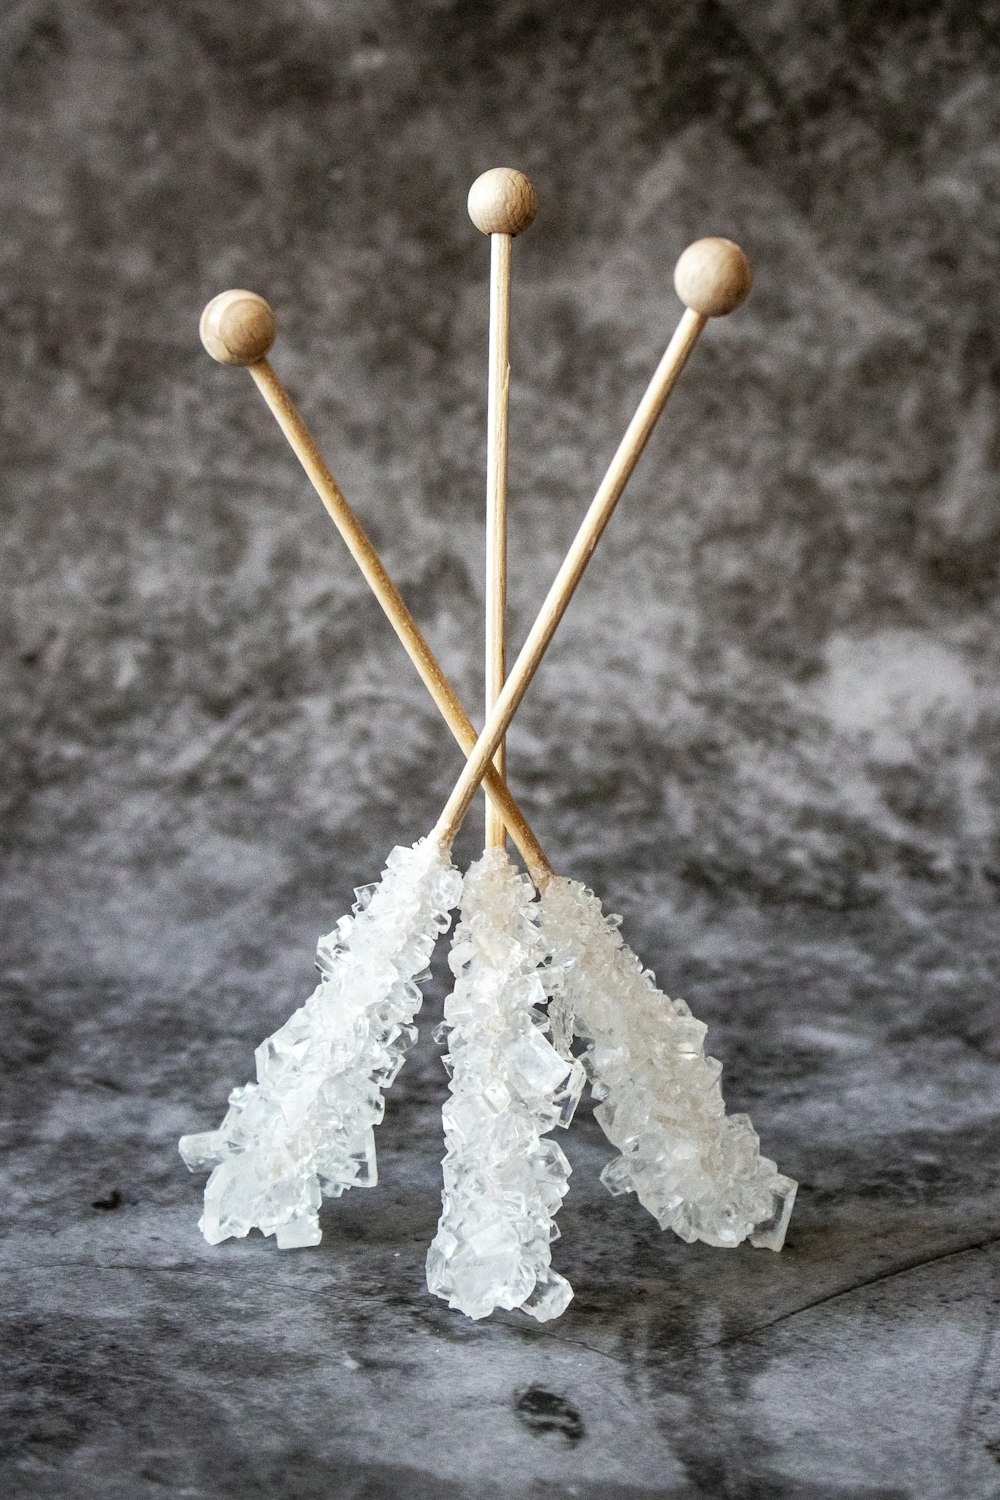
[199,289,553,889]
[484,233,511,851]
[468,169,539,849]
[431,236,753,850]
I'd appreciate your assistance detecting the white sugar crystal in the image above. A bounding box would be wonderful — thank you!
[426,850,583,1322]
[179,838,461,1248]
[539,877,797,1251]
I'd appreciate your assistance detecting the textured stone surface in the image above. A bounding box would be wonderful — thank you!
[3,1,1000,1495]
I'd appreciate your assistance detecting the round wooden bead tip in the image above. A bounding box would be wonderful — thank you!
[467,168,538,237]
[673,238,753,317]
[199,290,276,366]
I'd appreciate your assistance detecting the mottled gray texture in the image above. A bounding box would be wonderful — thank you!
[3,1,1000,1495]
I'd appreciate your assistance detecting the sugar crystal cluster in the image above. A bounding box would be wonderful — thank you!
[184,206,796,1331]
[539,877,797,1251]
[426,849,585,1321]
[179,838,461,1248]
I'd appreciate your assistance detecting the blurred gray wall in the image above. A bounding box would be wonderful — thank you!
[5,1,1000,999]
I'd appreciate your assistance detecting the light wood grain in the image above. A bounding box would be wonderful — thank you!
[200,291,276,367]
[469,168,537,852]
[199,228,752,876]
[227,351,553,887]
[467,167,538,238]
[433,305,708,849]
[484,231,512,849]
[673,237,753,318]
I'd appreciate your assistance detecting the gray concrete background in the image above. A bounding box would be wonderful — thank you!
[3,1,1000,1495]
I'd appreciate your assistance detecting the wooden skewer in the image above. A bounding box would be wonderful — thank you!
[199,289,553,889]
[468,168,539,850]
[200,236,751,880]
[431,236,753,851]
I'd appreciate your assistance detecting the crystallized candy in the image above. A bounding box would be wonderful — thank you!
[179,838,462,1248]
[180,835,795,1290]
[426,850,583,1322]
[538,877,797,1252]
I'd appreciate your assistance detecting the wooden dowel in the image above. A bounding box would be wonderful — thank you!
[199,289,553,889]
[468,168,539,851]
[432,308,704,848]
[485,232,511,850]
[431,235,753,850]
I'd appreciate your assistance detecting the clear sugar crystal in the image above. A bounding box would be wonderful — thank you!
[539,875,796,1253]
[427,850,575,1322]
[179,839,460,1249]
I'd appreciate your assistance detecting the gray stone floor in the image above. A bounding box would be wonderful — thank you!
[3,2,1000,1495]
